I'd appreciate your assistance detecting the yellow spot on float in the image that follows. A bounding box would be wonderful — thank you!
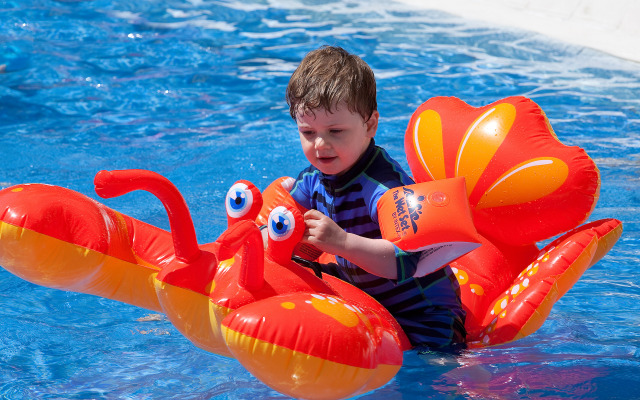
[452,268,469,285]
[281,302,296,310]
[510,282,528,299]
[491,296,509,316]
[519,262,540,278]
[11,187,23,192]
[310,295,359,328]
[205,280,216,293]
[469,284,484,295]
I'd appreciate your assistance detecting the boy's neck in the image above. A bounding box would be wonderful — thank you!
[319,139,377,190]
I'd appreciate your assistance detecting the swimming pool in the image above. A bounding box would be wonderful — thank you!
[1,0,639,398]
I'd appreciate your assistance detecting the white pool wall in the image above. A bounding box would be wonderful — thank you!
[396,0,640,63]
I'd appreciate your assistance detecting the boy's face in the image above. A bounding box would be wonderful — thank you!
[296,102,378,176]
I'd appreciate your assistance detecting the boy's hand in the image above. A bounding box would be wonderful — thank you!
[302,209,347,255]
[302,209,398,280]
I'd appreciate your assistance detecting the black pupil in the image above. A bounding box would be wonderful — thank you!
[234,197,242,205]
[276,222,284,230]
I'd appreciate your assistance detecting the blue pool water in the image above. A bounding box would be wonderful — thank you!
[2,0,640,398]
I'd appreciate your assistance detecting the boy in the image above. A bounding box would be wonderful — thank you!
[286,45,466,349]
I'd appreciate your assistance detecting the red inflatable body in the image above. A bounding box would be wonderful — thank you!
[0,96,622,399]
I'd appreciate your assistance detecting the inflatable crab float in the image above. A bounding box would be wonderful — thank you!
[0,96,622,399]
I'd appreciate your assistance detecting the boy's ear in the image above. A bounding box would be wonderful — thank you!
[365,110,379,138]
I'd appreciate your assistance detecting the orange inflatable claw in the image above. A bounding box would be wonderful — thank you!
[405,96,600,246]
[405,96,621,347]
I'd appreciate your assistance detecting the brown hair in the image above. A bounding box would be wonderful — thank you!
[286,46,377,122]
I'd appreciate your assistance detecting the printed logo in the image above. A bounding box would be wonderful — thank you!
[391,187,426,236]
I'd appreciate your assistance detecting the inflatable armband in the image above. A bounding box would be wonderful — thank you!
[377,177,481,277]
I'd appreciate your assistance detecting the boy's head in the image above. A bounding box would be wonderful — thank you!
[287,46,379,176]
[286,46,377,122]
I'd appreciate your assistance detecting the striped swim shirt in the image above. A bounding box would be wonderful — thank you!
[290,140,466,348]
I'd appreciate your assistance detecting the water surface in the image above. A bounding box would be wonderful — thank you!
[1,0,639,398]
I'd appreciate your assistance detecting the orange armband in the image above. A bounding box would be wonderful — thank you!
[377,177,481,277]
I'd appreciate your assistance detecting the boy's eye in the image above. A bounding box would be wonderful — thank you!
[301,130,314,136]
[329,129,342,134]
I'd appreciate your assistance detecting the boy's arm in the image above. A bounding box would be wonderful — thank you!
[302,209,398,279]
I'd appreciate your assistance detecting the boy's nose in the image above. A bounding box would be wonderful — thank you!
[314,135,330,150]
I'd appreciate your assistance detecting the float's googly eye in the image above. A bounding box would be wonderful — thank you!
[268,206,295,241]
[226,182,254,219]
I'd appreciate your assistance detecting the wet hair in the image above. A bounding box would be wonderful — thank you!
[286,45,377,122]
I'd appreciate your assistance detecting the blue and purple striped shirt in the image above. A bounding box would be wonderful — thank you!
[290,141,466,348]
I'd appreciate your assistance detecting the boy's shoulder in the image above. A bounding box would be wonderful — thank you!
[364,146,414,188]
[294,164,322,183]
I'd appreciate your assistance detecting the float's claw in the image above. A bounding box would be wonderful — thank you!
[406,96,621,347]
